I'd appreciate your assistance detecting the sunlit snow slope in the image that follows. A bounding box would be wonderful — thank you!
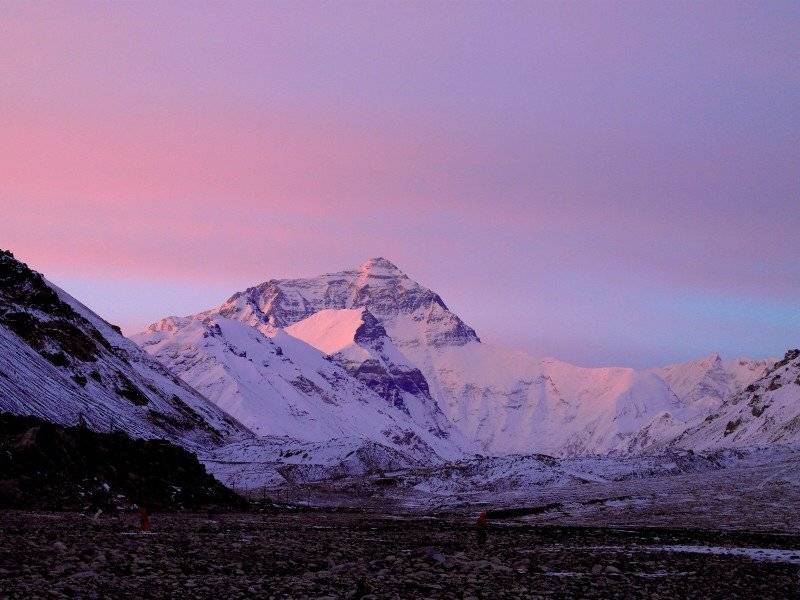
[134,313,463,461]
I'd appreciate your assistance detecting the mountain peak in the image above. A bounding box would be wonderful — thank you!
[701,352,723,366]
[358,257,404,276]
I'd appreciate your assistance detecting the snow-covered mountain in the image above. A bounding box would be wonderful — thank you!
[135,256,786,460]
[149,257,687,456]
[133,312,463,462]
[411,340,691,456]
[651,353,773,415]
[134,258,476,462]
[0,249,445,490]
[612,354,775,454]
[213,257,479,349]
[673,349,800,451]
[4,246,795,493]
[0,250,249,449]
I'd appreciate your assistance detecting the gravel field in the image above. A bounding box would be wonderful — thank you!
[1,510,799,599]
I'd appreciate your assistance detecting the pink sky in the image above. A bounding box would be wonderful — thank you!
[2,2,798,367]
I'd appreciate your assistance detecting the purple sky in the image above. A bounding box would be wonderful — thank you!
[1,2,798,367]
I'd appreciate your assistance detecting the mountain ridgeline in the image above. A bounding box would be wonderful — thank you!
[135,256,796,460]
[0,250,249,446]
[2,249,799,497]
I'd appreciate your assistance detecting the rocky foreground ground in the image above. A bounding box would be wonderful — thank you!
[1,510,799,599]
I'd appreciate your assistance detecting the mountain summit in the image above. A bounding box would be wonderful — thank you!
[134,259,475,460]
[213,258,480,348]
[357,257,405,277]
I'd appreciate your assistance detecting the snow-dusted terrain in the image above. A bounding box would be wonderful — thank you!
[674,350,800,450]
[135,257,792,466]
[4,249,799,500]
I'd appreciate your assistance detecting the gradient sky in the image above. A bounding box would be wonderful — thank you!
[1,2,798,368]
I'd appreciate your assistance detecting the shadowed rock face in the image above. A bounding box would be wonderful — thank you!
[316,308,452,438]
[353,310,388,347]
[0,250,75,318]
[344,310,434,412]
[346,359,435,416]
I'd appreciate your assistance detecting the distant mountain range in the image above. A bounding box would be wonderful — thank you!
[2,250,798,493]
[134,256,790,458]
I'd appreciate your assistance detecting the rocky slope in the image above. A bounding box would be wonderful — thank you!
[651,354,773,414]
[673,349,800,451]
[0,250,249,448]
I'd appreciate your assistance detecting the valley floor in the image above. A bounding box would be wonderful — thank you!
[244,446,800,533]
[1,509,799,599]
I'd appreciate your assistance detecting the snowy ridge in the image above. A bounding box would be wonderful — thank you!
[674,350,800,450]
[133,314,463,461]
[0,250,250,449]
[203,435,430,490]
[415,343,686,456]
[651,353,774,415]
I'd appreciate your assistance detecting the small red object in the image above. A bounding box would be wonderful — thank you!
[139,507,150,532]
[476,511,488,528]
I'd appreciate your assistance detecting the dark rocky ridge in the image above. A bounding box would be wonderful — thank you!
[0,249,108,368]
[0,412,245,511]
[330,308,451,438]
